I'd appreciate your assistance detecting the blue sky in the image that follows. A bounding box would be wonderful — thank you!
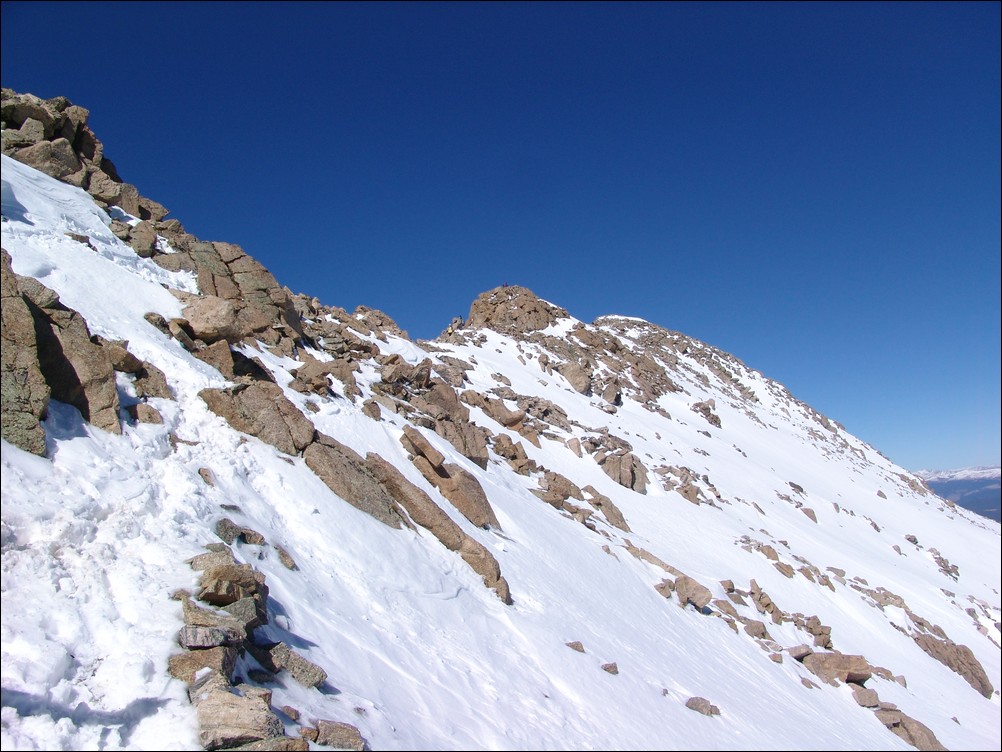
[2,1,999,471]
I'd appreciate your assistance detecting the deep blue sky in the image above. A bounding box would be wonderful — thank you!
[3,1,999,471]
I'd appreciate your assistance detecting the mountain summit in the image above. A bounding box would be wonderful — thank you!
[2,90,999,751]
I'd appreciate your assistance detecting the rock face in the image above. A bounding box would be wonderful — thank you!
[2,89,166,220]
[464,285,569,336]
[0,249,50,454]
[304,433,407,529]
[200,383,315,457]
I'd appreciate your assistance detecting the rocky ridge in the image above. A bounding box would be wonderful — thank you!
[2,90,999,751]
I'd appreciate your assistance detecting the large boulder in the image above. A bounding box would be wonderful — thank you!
[0,250,50,455]
[304,432,406,528]
[183,295,241,344]
[200,382,315,456]
[802,652,872,685]
[9,138,81,179]
[911,631,994,698]
[411,454,501,531]
[674,574,713,610]
[195,686,285,751]
[17,274,121,435]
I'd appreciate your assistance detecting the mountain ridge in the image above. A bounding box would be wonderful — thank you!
[2,89,1000,751]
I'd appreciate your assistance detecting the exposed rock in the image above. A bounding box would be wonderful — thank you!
[215,517,266,546]
[691,399,721,428]
[465,285,569,336]
[304,432,406,528]
[17,271,121,434]
[225,737,309,751]
[127,220,158,257]
[674,574,713,610]
[9,138,81,179]
[197,562,269,614]
[566,641,585,653]
[177,624,243,649]
[290,356,360,400]
[685,696,721,716]
[802,652,872,685]
[183,295,241,344]
[851,684,880,707]
[557,361,592,395]
[601,662,619,675]
[314,720,366,751]
[258,642,328,688]
[743,620,771,640]
[365,453,511,603]
[195,686,285,751]
[400,424,445,468]
[911,631,994,698]
[200,382,315,457]
[595,450,649,494]
[582,486,631,532]
[0,249,50,454]
[167,646,238,684]
[449,463,502,528]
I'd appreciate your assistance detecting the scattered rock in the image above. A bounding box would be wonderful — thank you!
[685,696,720,716]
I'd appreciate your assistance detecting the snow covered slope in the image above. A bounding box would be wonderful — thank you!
[2,149,999,752]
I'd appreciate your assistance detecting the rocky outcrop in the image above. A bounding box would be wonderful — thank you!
[200,383,315,457]
[911,631,994,698]
[401,425,501,530]
[365,453,512,603]
[464,285,569,336]
[0,255,140,445]
[0,249,49,454]
[674,574,713,610]
[2,89,166,220]
[304,433,407,529]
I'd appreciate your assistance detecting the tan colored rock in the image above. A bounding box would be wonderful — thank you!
[582,486,631,532]
[436,462,501,530]
[464,285,568,336]
[17,273,121,434]
[10,137,81,179]
[183,295,240,344]
[314,720,366,751]
[802,652,872,685]
[0,250,50,455]
[268,643,328,688]
[167,646,238,684]
[674,574,713,610]
[194,340,236,379]
[911,631,994,698]
[304,432,405,528]
[200,382,315,457]
[197,562,269,609]
[195,686,284,751]
[685,696,720,716]
[557,361,592,395]
[851,684,880,707]
[127,220,158,258]
[400,424,446,468]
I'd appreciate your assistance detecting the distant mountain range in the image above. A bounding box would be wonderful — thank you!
[916,467,1001,522]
